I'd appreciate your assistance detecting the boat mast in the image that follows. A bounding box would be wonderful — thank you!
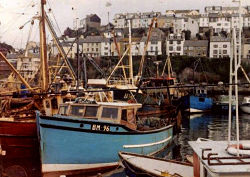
[228,0,242,156]
[40,0,49,91]
[128,20,134,84]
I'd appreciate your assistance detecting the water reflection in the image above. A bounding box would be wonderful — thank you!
[173,113,250,161]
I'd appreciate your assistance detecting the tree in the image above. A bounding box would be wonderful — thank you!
[196,33,203,40]
[63,27,75,37]
[183,30,191,40]
[220,30,228,38]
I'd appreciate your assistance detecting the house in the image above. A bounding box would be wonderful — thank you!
[166,33,185,56]
[184,40,209,57]
[102,28,123,39]
[17,54,40,80]
[209,36,230,58]
[208,13,231,33]
[0,50,17,79]
[140,35,162,56]
[80,14,101,30]
[199,14,209,28]
[81,36,103,57]
[242,38,250,60]
[101,38,112,57]
[204,6,223,14]
[51,37,77,59]
[157,15,174,29]
[166,10,199,17]
[173,17,199,37]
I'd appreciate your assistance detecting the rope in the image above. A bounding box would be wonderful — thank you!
[46,0,62,36]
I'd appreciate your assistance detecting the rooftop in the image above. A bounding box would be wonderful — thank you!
[184,40,208,47]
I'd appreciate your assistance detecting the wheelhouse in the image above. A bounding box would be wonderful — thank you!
[57,102,142,130]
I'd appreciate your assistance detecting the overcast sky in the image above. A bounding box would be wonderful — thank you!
[0,0,249,49]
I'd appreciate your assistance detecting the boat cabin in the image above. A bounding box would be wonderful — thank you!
[189,140,250,177]
[58,101,142,130]
[242,97,250,105]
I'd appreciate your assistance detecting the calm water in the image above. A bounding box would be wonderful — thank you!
[170,113,250,161]
[0,113,249,177]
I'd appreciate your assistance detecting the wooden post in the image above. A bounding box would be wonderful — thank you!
[40,0,49,91]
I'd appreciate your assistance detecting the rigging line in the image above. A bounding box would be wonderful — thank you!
[0,0,36,36]
[47,0,62,36]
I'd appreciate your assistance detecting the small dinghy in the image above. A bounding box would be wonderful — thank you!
[119,152,193,177]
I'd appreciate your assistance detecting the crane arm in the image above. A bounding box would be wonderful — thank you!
[137,17,156,78]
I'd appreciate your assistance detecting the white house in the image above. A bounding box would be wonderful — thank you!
[208,14,231,33]
[174,17,199,38]
[199,14,209,27]
[166,33,185,56]
[81,36,103,57]
[209,36,230,58]
[17,55,40,80]
[140,36,162,56]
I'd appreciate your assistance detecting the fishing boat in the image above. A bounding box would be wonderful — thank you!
[182,87,213,113]
[120,139,250,177]
[119,151,193,177]
[240,96,250,114]
[213,95,236,113]
[37,98,174,176]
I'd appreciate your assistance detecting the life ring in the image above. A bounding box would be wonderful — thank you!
[227,143,250,156]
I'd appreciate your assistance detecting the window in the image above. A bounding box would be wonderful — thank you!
[84,106,98,117]
[214,45,218,48]
[217,23,221,26]
[87,48,89,51]
[223,50,227,54]
[213,50,218,54]
[177,46,181,51]
[223,45,227,48]
[104,47,108,50]
[122,110,127,121]
[151,46,153,51]
[199,97,205,102]
[59,106,68,115]
[177,41,181,44]
[96,48,98,51]
[169,41,173,44]
[102,108,118,119]
[213,55,217,58]
[71,105,84,116]
[169,46,173,51]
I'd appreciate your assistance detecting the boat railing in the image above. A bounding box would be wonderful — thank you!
[107,78,133,86]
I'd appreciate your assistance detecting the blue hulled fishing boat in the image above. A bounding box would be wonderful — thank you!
[37,98,174,176]
[182,87,213,113]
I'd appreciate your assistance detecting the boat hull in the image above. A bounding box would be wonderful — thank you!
[119,152,193,177]
[183,95,213,113]
[240,104,250,114]
[37,114,173,175]
[0,119,36,137]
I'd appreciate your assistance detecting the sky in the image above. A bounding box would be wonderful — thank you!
[0,0,249,49]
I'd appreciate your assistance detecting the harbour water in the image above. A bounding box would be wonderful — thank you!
[0,113,249,177]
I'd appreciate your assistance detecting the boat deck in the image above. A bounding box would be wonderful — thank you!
[189,140,250,174]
